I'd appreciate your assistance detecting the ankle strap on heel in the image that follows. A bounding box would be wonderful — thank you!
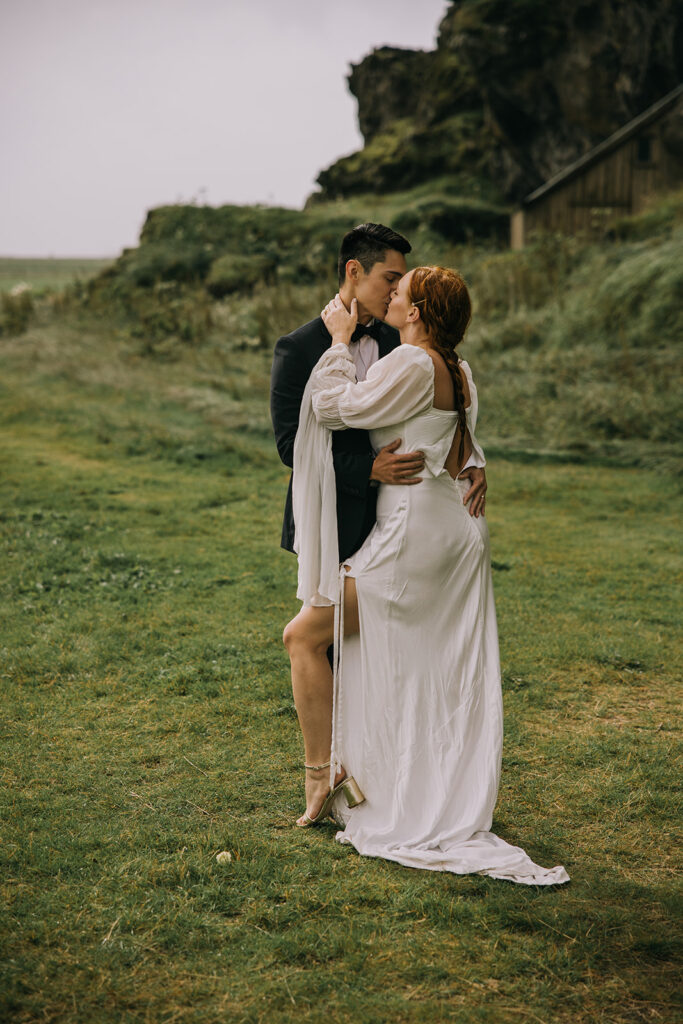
[304,761,331,771]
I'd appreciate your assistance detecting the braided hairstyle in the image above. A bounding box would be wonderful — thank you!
[409,266,472,464]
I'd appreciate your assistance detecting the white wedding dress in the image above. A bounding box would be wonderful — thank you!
[293,343,569,885]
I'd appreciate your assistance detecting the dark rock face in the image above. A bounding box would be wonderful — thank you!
[451,0,683,197]
[315,0,683,201]
[349,47,432,142]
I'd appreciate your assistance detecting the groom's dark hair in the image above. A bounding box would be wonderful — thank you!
[337,222,411,286]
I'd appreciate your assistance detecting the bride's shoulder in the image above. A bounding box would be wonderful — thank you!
[383,344,433,369]
[373,343,433,381]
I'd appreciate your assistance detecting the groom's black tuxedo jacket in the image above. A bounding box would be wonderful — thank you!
[270,316,400,562]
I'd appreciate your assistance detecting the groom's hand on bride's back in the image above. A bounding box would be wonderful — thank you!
[458,466,487,517]
[370,439,424,485]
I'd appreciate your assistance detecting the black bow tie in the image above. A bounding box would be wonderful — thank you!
[351,320,382,344]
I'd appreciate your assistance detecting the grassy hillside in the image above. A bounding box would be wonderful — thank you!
[0,256,113,294]
[2,188,681,469]
[460,192,683,467]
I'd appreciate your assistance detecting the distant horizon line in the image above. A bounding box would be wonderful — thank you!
[0,253,118,261]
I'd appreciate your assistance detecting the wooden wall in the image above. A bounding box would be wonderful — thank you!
[512,100,682,248]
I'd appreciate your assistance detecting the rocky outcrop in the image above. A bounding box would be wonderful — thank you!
[348,47,432,143]
[314,0,683,202]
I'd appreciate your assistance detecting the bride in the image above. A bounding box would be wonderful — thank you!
[283,265,569,885]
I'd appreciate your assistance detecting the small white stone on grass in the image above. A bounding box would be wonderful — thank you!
[216,850,232,864]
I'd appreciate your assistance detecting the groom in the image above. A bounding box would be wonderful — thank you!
[270,222,486,563]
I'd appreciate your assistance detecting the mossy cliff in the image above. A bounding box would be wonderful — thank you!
[314,0,683,202]
[81,182,511,346]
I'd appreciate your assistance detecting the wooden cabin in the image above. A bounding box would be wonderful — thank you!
[511,85,683,249]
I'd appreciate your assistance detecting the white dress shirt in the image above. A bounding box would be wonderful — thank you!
[348,333,378,382]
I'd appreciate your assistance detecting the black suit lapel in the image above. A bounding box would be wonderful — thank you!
[307,317,332,367]
[377,323,401,359]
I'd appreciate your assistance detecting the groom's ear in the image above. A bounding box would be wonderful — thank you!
[344,259,363,284]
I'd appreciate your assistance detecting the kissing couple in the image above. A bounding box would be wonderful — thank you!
[270,223,569,885]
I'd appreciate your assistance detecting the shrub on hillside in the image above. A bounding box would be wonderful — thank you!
[0,289,34,336]
[115,242,214,288]
[207,254,276,297]
[394,196,507,244]
[126,286,213,352]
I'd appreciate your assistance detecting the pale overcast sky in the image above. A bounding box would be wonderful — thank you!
[1,0,449,256]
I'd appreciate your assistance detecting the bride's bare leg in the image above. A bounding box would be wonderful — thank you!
[283,576,359,824]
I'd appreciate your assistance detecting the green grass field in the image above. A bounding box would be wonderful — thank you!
[1,309,681,1023]
[0,257,114,295]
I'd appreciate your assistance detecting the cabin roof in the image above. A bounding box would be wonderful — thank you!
[522,84,683,207]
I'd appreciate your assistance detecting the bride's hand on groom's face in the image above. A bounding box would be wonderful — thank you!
[322,294,358,344]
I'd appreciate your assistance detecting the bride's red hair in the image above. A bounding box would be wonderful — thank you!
[408,266,472,463]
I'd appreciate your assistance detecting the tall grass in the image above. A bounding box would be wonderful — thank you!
[457,198,683,466]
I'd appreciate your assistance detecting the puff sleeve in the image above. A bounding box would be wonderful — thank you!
[310,344,434,430]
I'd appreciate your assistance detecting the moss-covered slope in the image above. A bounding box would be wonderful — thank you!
[65,186,683,468]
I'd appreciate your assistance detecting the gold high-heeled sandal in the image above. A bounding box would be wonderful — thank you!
[296,760,365,828]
